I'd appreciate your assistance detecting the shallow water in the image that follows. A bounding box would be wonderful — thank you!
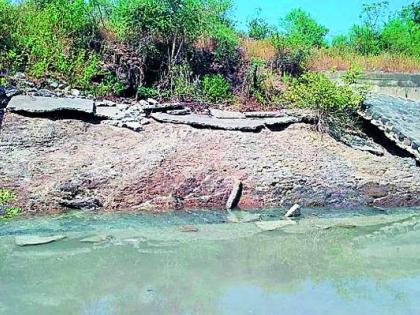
[1,208,420,315]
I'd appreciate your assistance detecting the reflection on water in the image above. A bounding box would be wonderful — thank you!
[1,209,420,315]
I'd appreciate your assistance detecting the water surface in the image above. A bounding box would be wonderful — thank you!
[1,209,420,315]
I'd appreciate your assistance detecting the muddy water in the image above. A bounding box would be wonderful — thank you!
[1,209,420,315]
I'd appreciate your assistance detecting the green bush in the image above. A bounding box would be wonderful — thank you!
[0,0,103,88]
[202,74,232,103]
[0,189,21,220]
[282,72,364,114]
[247,8,273,40]
[271,35,311,76]
[280,8,329,48]
[137,86,159,100]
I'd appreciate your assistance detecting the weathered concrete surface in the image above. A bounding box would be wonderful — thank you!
[360,94,420,162]
[151,112,266,131]
[328,72,420,101]
[151,112,305,131]
[7,95,95,114]
[0,113,419,214]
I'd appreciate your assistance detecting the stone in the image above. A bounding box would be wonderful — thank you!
[7,95,95,114]
[339,133,384,156]
[151,113,265,131]
[167,108,192,115]
[142,102,184,112]
[244,111,284,118]
[179,225,199,233]
[256,220,297,231]
[95,107,122,120]
[147,98,159,105]
[95,100,116,107]
[263,116,301,127]
[209,108,246,119]
[59,197,102,210]
[122,121,143,132]
[34,89,56,97]
[226,180,243,210]
[285,204,301,218]
[5,88,19,98]
[70,89,81,97]
[15,235,66,246]
[0,86,8,109]
[80,234,109,243]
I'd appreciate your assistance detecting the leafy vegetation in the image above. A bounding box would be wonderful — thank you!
[281,72,365,132]
[0,189,21,219]
[0,0,418,112]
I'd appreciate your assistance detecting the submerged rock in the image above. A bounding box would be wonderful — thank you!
[255,220,297,231]
[227,211,262,223]
[15,235,66,246]
[80,234,110,243]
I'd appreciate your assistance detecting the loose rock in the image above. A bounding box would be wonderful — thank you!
[285,204,302,218]
[226,180,243,209]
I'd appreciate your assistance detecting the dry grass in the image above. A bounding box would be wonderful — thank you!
[241,38,276,61]
[240,39,420,73]
[309,48,420,73]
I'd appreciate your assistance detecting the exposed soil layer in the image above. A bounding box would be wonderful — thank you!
[1,113,419,214]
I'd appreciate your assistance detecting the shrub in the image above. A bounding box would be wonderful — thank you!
[247,8,273,40]
[271,35,311,76]
[279,8,329,48]
[242,58,282,105]
[137,86,159,100]
[282,72,364,131]
[0,189,21,219]
[202,74,232,103]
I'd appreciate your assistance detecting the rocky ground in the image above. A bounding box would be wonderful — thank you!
[1,107,419,214]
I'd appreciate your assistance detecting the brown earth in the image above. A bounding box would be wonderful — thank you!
[0,112,419,214]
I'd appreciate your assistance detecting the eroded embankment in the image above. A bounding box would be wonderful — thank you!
[0,98,419,214]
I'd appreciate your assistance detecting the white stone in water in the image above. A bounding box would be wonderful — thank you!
[15,235,66,246]
[285,204,301,218]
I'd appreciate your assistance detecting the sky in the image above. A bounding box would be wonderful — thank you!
[232,0,414,37]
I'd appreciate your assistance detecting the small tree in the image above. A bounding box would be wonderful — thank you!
[279,8,329,48]
[247,8,272,40]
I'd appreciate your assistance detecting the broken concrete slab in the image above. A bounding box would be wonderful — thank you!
[142,102,184,112]
[263,116,301,127]
[209,108,246,119]
[151,113,266,131]
[7,95,95,114]
[244,111,284,118]
[95,106,123,120]
[167,108,192,115]
[360,93,420,161]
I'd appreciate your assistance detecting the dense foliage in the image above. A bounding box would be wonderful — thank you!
[0,189,21,219]
[0,0,418,114]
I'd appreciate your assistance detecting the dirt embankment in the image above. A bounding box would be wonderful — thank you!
[1,112,419,214]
